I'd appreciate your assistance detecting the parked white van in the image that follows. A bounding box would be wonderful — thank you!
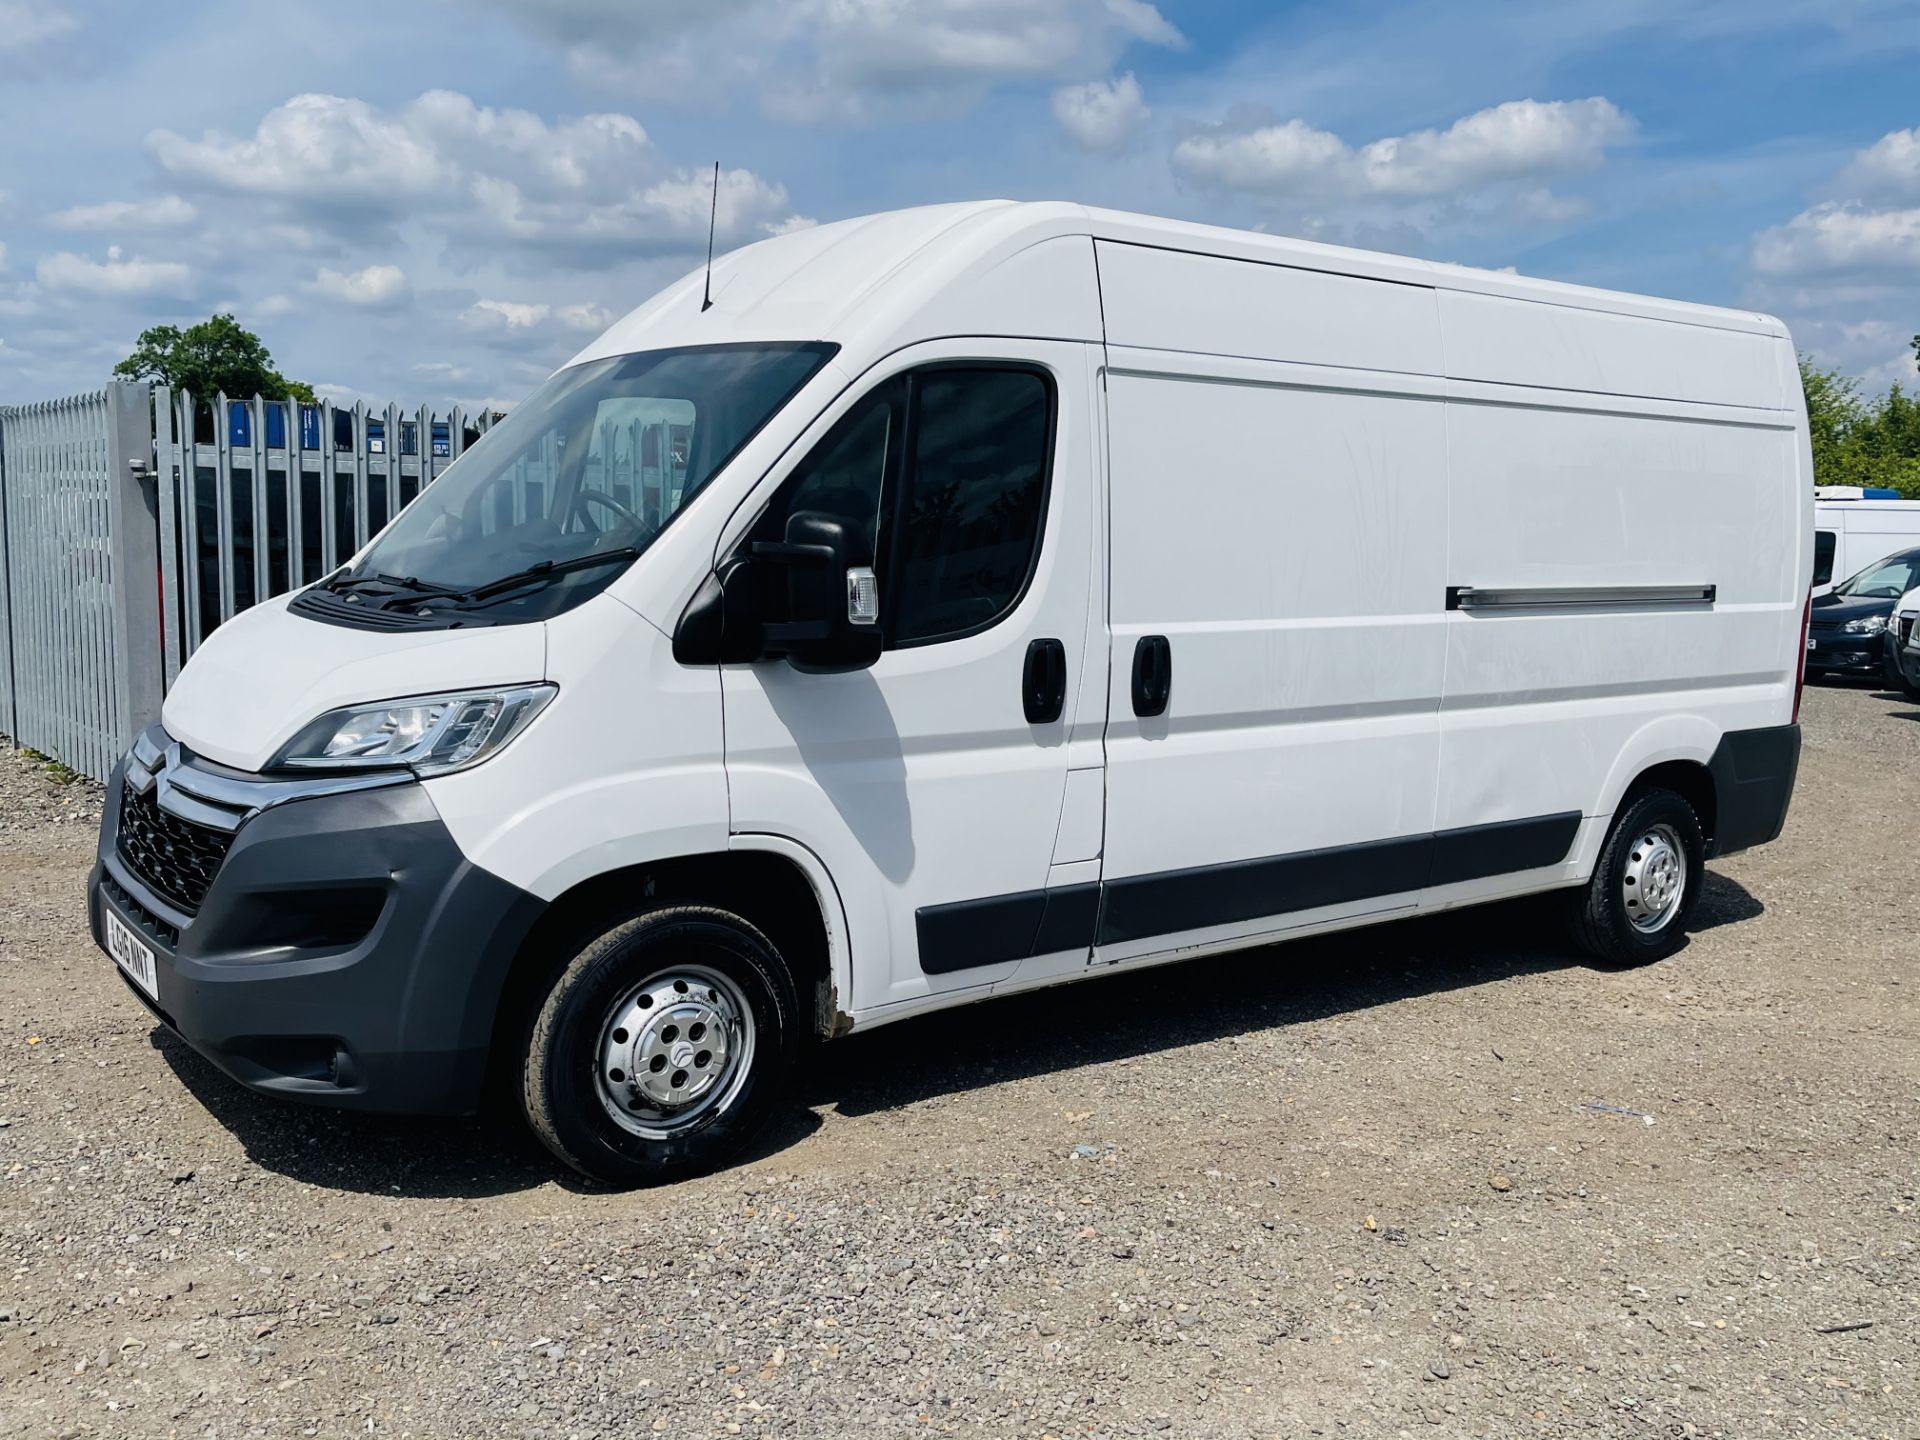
[90,203,1810,1184]
[1813,494,1920,594]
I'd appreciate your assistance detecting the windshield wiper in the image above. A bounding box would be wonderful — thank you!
[323,570,466,601]
[445,548,643,607]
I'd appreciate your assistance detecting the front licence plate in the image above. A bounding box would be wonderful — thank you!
[105,908,158,1000]
[1806,637,1818,651]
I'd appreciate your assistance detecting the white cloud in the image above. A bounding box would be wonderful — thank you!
[0,241,7,273]
[46,195,199,230]
[1172,97,1632,202]
[1836,128,1920,202]
[0,1,77,53]
[1052,72,1148,153]
[145,90,799,263]
[461,298,615,334]
[252,294,295,318]
[790,0,1182,83]
[1752,203,1920,276]
[1750,130,1920,279]
[310,381,381,407]
[468,0,1182,122]
[1505,187,1590,225]
[307,264,409,305]
[555,302,614,331]
[1100,0,1182,48]
[36,249,192,296]
[1744,126,1920,387]
[148,94,451,200]
[464,298,550,330]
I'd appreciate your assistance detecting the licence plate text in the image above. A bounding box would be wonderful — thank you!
[105,909,158,1000]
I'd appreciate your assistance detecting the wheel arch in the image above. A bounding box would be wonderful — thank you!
[1592,715,1722,852]
[486,840,853,1092]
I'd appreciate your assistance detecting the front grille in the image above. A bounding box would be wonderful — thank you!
[1808,619,1842,634]
[117,784,234,914]
[100,871,180,947]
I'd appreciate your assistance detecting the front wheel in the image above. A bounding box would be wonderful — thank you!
[1896,655,1920,702]
[521,905,799,1186]
[1566,787,1706,967]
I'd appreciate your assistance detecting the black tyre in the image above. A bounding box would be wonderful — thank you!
[521,905,799,1186]
[1566,787,1706,967]
[1896,658,1920,702]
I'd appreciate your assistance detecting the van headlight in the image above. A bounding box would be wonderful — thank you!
[271,684,557,777]
[1841,615,1888,635]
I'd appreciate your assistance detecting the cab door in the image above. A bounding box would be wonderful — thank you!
[720,339,1104,1013]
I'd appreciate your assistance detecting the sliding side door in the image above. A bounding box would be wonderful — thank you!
[1091,242,1450,966]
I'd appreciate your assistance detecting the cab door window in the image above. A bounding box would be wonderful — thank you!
[889,369,1053,646]
[751,364,1054,649]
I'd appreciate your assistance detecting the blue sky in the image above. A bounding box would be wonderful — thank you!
[1,0,1917,407]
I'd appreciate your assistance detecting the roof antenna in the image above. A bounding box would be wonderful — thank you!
[700,161,719,313]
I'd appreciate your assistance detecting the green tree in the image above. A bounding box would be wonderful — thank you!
[1800,357,1863,485]
[1798,355,1920,499]
[113,313,315,403]
[1854,381,1920,497]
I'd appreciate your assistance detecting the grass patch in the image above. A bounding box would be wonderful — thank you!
[16,746,83,787]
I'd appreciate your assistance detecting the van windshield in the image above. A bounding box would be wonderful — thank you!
[328,342,835,621]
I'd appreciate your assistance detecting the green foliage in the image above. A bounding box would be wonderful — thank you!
[1800,355,1920,498]
[113,313,314,404]
[16,746,81,786]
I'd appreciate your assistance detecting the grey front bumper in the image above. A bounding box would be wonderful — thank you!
[89,743,546,1115]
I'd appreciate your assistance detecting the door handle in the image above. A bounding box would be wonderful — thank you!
[1131,634,1171,717]
[1023,638,1067,724]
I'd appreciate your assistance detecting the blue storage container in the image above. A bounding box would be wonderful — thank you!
[225,401,294,449]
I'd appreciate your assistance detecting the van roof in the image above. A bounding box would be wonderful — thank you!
[574,200,1788,370]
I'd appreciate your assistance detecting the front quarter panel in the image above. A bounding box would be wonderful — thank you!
[423,592,728,900]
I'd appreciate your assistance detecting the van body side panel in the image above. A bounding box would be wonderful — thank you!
[1091,240,1451,963]
[1436,290,1790,410]
[1094,240,1443,376]
[1433,310,1803,872]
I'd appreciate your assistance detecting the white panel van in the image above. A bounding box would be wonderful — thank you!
[89,203,1811,1184]
[1813,495,1920,594]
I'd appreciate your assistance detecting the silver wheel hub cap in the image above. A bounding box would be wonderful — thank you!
[1622,823,1686,933]
[595,965,754,1140]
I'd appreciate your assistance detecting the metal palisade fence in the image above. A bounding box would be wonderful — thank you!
[0,381,499,780]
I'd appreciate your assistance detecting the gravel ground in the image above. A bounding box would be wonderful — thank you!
[2,682,1916,1439]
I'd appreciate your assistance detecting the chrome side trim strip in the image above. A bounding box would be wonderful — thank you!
[1446,584,1716,611]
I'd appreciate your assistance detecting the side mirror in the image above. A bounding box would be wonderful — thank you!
[754,511,883,673]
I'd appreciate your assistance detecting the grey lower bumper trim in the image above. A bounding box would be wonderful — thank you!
[92,758,546,1115]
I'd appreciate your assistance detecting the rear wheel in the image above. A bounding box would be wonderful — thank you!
[1566,787,1706,967]
[521,905,799,1186]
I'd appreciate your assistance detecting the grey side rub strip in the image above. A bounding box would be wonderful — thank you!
[917,811,1581,974]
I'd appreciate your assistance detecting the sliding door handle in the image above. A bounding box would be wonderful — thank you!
[1023,638,1067,724]
[1131,634,1171,717]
